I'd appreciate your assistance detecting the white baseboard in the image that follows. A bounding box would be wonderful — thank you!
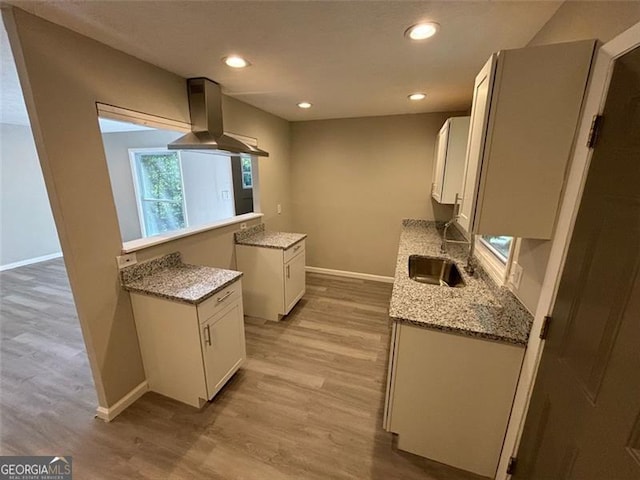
[96,381,148,422]
[0,252,63,271]
[306,266,394,284]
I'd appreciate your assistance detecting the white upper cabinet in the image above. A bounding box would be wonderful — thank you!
[458,56,496,234]
[431,116,471,204]
[457,40,596,239]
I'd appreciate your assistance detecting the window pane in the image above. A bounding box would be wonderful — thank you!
[481,235,512,262]
[135,152,186,236]
[137,153,183,201]
[141,200,185,236]
[241,157,253,189]
[99,116,254,243]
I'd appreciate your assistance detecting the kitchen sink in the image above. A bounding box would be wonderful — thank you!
[408,255,465,287]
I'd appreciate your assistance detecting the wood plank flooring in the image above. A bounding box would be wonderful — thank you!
[1,259,484,480]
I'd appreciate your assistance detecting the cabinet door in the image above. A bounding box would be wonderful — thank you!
[201,300,246,399]
[432,121,449,202]
[473,41,595,238]
[457,55,496,235]
[284,249,306,314]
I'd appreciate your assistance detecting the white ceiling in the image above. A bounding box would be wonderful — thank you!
[3,1,563,123]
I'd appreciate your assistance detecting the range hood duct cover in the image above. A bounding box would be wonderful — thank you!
[168,78,269,157]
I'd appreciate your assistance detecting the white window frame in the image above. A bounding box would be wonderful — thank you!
[129,148,188,238]
[474,235,515,286]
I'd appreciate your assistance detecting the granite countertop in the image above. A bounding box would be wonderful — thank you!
[235,223,307,250]
[120,252,242,305]
[390,219,533,346]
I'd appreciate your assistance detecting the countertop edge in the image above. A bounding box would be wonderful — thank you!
[390,315,528,347]
[124,271,243,305]
[235,234,307,250]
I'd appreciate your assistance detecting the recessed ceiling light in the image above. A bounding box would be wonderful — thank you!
[405,22,440,41]
[223,55,250,68]
[297,102,312,109]
[408,93,426,101]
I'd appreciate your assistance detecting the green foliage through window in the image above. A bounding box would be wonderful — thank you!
[134,152,186,236]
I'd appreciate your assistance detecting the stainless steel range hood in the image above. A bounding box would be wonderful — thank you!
[168,78,269,157]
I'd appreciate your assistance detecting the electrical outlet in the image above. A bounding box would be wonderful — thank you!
[277,204,282,215]
[510,263,524,289]
[116,253,137,269]
[240,223,247,230]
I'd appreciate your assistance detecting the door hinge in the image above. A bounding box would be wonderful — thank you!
[507,456,518,475]
[587,114,603,149]
[540,315,552,340]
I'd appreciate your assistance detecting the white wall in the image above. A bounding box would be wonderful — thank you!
[101,129,182,241]
[0,122,60,266]
[102,129,238,242]
[180,151,235,227]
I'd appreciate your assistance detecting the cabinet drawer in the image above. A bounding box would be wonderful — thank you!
[284,240,305,263]
[197,279,242,323]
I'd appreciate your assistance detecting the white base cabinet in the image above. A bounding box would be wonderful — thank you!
[384,322,524,478]
[131,279,246,408]
[236,240,306,321]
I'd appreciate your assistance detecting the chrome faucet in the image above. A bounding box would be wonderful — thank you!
[440,194,475,276]
[441,217,467,253]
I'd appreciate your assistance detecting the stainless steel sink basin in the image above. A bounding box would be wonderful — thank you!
[408,255,465,287]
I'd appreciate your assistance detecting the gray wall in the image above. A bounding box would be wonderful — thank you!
[0,122,60,266]
[5,7,291,408]
[528,1,640,47]
[290,112,463,277]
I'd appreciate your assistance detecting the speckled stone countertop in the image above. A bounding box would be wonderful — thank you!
[235,223,307,250]
[120,252,242,305]
[390,219,533,346]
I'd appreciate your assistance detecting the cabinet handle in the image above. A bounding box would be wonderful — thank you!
[217,290,233,303]
[293,244,301,252]
[286,265,290,279]
[204,325,212,346]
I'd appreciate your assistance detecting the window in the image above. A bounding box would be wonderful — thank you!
[475,235,514,286]
[128,147,238,239]
[98,110,261,248]
[480,235,513,263]
[130,149,187,237]
[241,156,253,189]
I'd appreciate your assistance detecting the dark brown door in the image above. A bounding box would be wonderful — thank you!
[514,46,640,479]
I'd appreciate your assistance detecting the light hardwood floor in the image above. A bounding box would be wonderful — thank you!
[1,259,484,480]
